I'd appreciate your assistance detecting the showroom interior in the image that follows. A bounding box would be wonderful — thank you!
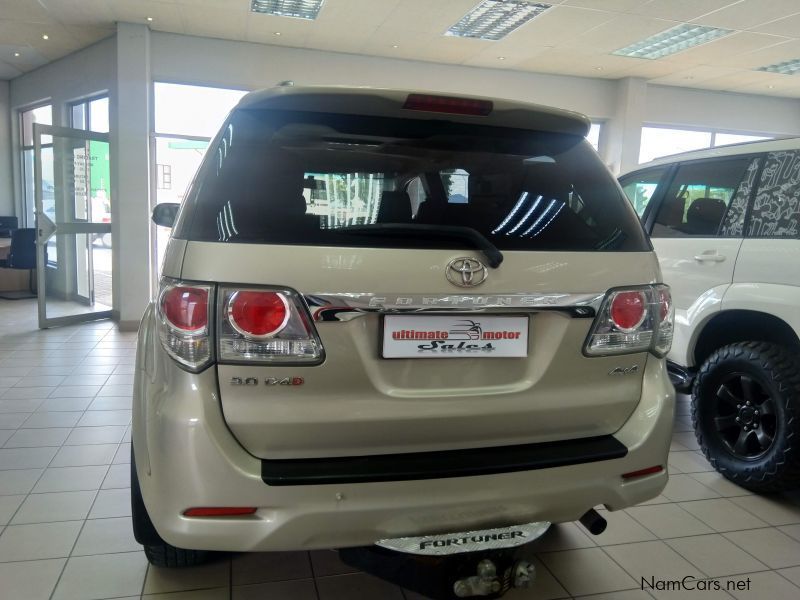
[2,0,800,599]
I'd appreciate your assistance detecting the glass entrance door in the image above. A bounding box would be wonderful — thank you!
[33,124,112,328]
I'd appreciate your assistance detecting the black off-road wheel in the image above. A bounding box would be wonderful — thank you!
[131,448,209,568]
[692,342,800,493]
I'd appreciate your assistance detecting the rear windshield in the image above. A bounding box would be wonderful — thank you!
[176,109,648,252]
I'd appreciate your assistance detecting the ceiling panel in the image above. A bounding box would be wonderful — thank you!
[693,0,800,29]
[3,0,800,101]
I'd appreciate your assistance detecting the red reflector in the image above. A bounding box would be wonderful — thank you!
[403,94,493,116]
[622,465,663,480]
[610,291,647,332]
[229,291,289,338]
[161,286,208,332]
[183,507,257,517]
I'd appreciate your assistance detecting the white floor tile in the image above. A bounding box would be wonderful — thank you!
[51,443,118,467]
[65,425,126,445]
[33,465,109,493]
[12,490,96,524]
[53,551,148,599]
[72,516,141,555]
[88,487,131,519]
[0,520,82,561]
[3,427,71,448]
[0,558,67,600]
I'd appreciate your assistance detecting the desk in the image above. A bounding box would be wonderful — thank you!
[0,238,33,293]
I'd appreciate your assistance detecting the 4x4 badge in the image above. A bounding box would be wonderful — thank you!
[446,257,488,288]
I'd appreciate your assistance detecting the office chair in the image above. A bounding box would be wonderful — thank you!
[0,216,18,238]
[0,228,37,300]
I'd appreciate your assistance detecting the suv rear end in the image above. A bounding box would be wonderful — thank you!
[133,87,675,563]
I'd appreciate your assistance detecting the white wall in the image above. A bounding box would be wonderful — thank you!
[150,32,619,122]
[0,81,12,216]
[646,85,800,135]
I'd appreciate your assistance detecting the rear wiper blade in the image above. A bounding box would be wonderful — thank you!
[339,224,503,268]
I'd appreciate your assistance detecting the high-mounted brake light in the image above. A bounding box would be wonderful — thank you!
[157,280,213,372]
[183,507,257,517]
[584,285,673,358]
[403,93,493,116]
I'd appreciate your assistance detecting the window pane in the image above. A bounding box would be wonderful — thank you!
[89,97,109,133]
[71,103,87,130]
[154,136,210,274]
[652,157,754,238]
[748,151,800,238]
[639,127,712,164]
[154,83,247,137]
[619,167,666,218]
[22,148,35,227]
[181,110,648,252]
[21,104,53,146]
[715,133,771,147]
[587,123,601,151]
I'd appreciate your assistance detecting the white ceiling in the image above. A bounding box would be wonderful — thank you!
[4,0,800,97]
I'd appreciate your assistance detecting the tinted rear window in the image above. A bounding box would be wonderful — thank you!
[176,109,647,252]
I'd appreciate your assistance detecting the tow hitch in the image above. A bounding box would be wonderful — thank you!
[339,521,550,599]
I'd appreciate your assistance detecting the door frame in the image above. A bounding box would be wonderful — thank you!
[33,123,112,328]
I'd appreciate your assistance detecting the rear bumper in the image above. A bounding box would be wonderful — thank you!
[667,360,695,393]
[133,309,674,552]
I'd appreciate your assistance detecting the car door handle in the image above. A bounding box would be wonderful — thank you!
[694,253,726,263]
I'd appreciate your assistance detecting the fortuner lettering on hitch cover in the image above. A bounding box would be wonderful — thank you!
[133,87,675,589]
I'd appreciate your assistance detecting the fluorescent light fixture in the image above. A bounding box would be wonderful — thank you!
[612,24,732,60]
[757,59,800,75]
[250,0,324,20]
[446,0,551,41]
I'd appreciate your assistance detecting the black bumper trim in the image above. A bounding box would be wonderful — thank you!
[261,435,628,486]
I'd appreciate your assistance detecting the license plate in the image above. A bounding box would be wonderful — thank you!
[382,315,529,358]
[376,521,551,556]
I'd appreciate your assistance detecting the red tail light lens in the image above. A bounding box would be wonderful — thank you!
[403,94,493,116]
[228,291,289,338]
[610,291,646,332]
[161,286,208,332]
[183,507,257,517]
[622,465,664,480]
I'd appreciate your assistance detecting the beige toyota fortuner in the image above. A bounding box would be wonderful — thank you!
[133,87,675,578]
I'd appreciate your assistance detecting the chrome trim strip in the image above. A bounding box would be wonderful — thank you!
[304,292,605,321]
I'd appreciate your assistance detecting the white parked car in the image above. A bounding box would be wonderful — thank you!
[620,139,800,492]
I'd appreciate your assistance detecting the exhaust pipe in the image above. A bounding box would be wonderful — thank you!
[579,508,607,535]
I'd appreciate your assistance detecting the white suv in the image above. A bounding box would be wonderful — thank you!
[620,139,800,492]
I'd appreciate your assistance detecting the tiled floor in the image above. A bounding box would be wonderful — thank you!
[2,298,800,600]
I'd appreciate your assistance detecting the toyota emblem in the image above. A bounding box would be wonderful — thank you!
[446,257,488,287]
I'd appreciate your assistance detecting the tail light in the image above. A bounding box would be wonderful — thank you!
[584,285,673,358]
[403,93,493,116]
[219,287,324,364]
[157,281,213,371]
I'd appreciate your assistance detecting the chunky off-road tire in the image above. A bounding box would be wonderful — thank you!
[692,342,800,493]
[131,447,209,568]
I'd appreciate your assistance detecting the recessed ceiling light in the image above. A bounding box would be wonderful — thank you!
[612,24,732,60]
[683,76,694,80]
[146,17,153,22]
[250,0,324,20]
[594,66,603,70]
[768,84,776,89]
[392,44,399,48]
[13,52,20,57]
[757,59,800,75]
[274,31,282,35]
[446,0,551,41]
[42,34,49,40]
[498,56,506,60]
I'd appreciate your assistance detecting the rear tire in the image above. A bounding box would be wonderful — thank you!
[692,342,800,493]
[131,447,209,567]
